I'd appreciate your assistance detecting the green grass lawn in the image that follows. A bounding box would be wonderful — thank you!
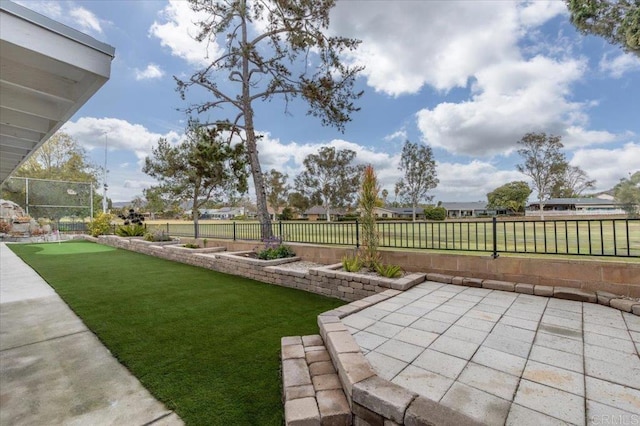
[8,241,344,425]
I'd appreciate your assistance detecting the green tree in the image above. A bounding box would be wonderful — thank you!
[1,132,101,219]
[614,171,640,217]
[287,192,312,217]
[176,0,364,238]
[142,187,182,219]
[396,140,439,221]
[294,147,363,221]
[566,0,640,56]
[424,206,447,221]
[487,181,532,213]
[263,169,290,220]
[143,122,248,238]
[551,165,596,198]
[381,189,389,206]
[516,132,567,219]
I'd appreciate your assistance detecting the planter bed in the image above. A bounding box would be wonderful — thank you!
[164,245,226,254]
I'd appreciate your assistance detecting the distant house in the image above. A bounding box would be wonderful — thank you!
[525,198,624,216]
[302,205,347,221]
[440,202,507,218]
[372,207,424,220]
[187,206,247,219]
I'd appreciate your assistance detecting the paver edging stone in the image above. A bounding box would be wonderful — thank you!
[281,335,351,426]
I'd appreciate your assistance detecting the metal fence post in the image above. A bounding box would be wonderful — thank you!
[233,221,236,241]
[279,221,283,241]
[492,217,499,258]
[355,219,360,248]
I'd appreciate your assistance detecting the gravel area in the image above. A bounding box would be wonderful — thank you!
[277,260,326,272]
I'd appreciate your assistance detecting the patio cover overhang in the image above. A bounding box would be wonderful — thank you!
[0,1,115,184]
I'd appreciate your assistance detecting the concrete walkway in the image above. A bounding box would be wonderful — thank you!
[343,281,640,425]
[0,243,183,425]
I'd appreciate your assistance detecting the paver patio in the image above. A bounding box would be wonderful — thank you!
[343,281,640,425]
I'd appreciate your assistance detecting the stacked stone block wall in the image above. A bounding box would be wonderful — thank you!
[177,238,640,297]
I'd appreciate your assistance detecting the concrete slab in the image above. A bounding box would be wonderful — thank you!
[0,243,182,426]
[441,382,511,425]
[341,280,640,426]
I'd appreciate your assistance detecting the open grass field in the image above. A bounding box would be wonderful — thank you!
[143,218,640,258]
[8,241,344,425]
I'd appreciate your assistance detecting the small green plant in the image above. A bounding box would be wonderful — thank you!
[87,213,114,237]
[203,238,208,247]
[374,263,403,278]
[116,224,146,237]
[184,243,200,249]
[342,254,362,272]
[255,237,295,260]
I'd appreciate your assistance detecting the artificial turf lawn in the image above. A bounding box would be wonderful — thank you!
[9,241,344,425]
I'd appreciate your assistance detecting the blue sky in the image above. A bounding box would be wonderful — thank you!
[17,0,640,203]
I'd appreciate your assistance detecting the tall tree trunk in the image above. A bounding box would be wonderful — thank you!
[412,202,417,222]
[192,195,199,239]
[241,5,272,239]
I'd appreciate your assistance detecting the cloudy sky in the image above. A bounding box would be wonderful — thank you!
[18,0,640,203]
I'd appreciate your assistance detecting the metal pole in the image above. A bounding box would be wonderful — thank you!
[492,216,499,258]
[102,133,108,213]
[25,178,29,216]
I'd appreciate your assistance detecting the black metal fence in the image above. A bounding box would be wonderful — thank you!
[146,218,640,258]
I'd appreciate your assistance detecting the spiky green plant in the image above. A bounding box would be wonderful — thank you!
[342,254,362,272]
[359,165,381,268]
[374,263,403,279]
[115,223,145,237]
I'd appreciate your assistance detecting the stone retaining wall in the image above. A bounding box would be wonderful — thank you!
[178,238,640,297]
[95,236,423,302]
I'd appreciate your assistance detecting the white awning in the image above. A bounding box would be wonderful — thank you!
[0,1,115,183]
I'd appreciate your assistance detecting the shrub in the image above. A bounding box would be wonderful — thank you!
[278,207,294,221]
[374,263,403,278]
[342,254,362,272]
[255,237,295,260]
[424,206,447,221]
[0,221,11,234]
[116,224,146,237]
[87,213,114,237]
[256,244,295,260]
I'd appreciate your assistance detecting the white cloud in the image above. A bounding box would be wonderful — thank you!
[517,1,568,28]
[69,6,103,34]
[149,0,220,67]
[14,1,62,19]
[417,55,589,156]
[434,161,526,201]
[330,1,565,96]
[61,117,181,165]
[254,134,525,202]
[134,64,165,81]
[14,1,107,36]
[562,126,619,148]
[383,130,407,142]
[599,53,640,78]
[570,142,640,191]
